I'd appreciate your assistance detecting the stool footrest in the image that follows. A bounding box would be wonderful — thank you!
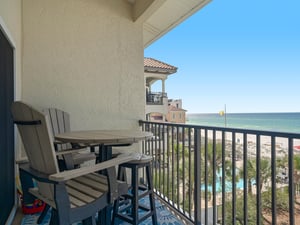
[124,190,153,200]
[112,160,157,225]
[139,204,151,211]
[116,202,151,213]
[115,211,154,224]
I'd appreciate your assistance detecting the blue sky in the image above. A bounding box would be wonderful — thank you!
[144,0,300,113]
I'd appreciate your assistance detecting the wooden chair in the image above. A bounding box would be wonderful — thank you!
[12,101,132,224]
[42,108,96,170]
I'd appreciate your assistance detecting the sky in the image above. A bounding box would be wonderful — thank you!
[144,0,300,114]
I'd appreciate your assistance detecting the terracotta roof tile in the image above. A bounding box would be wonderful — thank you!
[144,57,177,74]
[168,105,187,112]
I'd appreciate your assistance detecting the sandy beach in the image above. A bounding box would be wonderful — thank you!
[201,130,300,159]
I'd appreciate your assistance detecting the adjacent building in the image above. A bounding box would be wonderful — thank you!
[144,57,177,122]
[166,99,187,123]
[144,58,186,123]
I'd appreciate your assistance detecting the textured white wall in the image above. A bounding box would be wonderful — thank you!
[22,0,145,130]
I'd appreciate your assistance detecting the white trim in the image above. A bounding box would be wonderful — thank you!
[0,17,16,49]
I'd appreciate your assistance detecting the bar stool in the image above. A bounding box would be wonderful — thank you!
[112,154,157,225]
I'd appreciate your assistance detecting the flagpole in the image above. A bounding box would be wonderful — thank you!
[224,104,227,127]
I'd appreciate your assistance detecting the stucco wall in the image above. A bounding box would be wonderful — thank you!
[22,0,145,130]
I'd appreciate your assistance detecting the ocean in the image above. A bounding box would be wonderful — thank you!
[186,113,300,134]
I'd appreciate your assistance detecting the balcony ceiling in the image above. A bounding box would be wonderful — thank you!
[127,0,211,48]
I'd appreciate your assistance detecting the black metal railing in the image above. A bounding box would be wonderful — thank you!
[139,120,300,225]
[146,92,167,105]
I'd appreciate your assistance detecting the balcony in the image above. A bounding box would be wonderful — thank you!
[139,120,300,225]
[146,92,167,105]
[145,92,169,121]
[15,120,300,225]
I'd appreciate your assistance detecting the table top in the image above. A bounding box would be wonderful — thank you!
[55,129,153,145]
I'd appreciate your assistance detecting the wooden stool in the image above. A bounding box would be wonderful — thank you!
[112,154,157,225]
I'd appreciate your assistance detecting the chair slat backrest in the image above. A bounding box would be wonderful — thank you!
[43,108,70,134]
[12,101,59,200]
[43,108,72,150]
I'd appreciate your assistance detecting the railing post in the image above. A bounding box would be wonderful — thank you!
[194,128,202,224]
[138,120,300,225]
[288,137,295,225]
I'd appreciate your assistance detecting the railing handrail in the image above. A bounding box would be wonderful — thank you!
[139,119,300,225]
[139,120,300,138]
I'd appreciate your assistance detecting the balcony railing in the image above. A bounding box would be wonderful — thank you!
[139,120,300,225]
[146,92,167,105]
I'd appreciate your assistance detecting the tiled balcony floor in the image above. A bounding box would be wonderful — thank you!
[17,197,184,225]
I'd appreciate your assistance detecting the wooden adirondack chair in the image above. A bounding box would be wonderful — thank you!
[42,108,96,170]
[12,101,132,225]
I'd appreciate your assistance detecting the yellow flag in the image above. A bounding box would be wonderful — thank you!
[219,110,225,116]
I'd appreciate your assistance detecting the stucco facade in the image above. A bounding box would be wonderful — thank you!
[0,0,146,131]
[22,0,145,131]
[1,2,145,223]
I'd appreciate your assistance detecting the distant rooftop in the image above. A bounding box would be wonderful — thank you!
[144,57,177,74]
[168,105,187,112]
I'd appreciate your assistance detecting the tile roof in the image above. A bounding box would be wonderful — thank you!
[144,57,178,74]
[168,105,187,112]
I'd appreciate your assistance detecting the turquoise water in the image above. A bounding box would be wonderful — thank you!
[201,179,245,193]
[187,112,300,133]
[200,169,256,193]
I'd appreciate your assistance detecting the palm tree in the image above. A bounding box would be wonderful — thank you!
[200,141,223,185]
[245,160,256,195]
[239,159,271,195]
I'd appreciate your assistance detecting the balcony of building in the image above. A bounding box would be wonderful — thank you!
[144,58,177,121]
[139,120,300,225]
[13,119,300,225]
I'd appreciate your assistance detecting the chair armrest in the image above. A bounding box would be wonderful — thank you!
[49,153,133,182]
[16,148,91,160]
[18,154,132,184]
[55,147,90,156]
[16,157,29,164]
[19,163,58,184]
